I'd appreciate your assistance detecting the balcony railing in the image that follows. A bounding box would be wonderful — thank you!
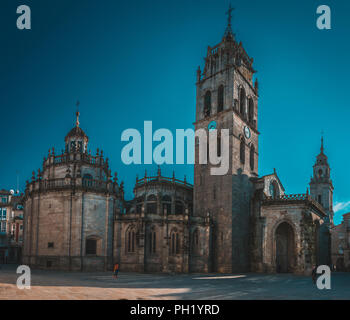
[263,193,325,214]
[26,177,118,195]
[45,152,107,168]
[135,175,193,189]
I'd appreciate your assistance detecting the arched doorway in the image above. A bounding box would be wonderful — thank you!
[275,222,295,273]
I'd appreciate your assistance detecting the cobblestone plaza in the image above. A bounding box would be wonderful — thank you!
[1,265,349,300]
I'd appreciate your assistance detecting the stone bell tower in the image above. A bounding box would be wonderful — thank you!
[309,136,333,265]
[193,6,259,273]
[309,137,334,224]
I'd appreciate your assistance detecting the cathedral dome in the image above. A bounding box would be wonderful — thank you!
[65,125,88,142]
[64,110,89,153]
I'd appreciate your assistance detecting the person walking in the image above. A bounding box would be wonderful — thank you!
[311,265,317,284]
[113,263,119,279]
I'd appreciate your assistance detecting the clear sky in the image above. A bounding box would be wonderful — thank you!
[1,0,349,224]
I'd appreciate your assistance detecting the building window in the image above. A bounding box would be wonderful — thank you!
[239,87,246,116]
[240,138,245,164]
[146,195,157,214]
[204,91,211,117]
[162,195,172,214]
[248,98,254,123]
[70,141,76,152]
[171,230,180,255]
[135,197,144,214]
[250,144,255,171]
[149,229,156,254]
[86,239,97,255]
[318,195,322,205]
[126,228,136,253]
[48,242,54,248]
[0,222,6,233]
[1,197,7,204]
[217,85,224,113]
[175,201,184,215]
[269,181,279,199]
[0,209,6,220]
[83,174,93,187]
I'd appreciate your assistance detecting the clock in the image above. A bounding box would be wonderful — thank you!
[208,121,217,131]
[244,126,251,139]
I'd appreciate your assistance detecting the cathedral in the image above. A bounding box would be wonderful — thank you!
[22,10,333,274]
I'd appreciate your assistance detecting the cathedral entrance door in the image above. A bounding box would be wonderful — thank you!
[275,222,295,273]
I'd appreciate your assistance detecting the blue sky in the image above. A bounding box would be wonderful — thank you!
[0,0,349,224]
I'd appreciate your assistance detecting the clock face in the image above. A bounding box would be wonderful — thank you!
[208,121,217,131]
[244,126,251,139]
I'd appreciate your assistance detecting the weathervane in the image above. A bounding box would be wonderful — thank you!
[226,4,234,28]
[224,4,235,37]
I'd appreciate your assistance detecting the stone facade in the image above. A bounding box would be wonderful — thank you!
[331,213,350,271]
[22,112,122,271]
[114,170,210,273]
[191,15,332,274]
[22,11,333,274]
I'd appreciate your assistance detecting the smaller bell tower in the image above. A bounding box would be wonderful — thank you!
[309,136,333,266]
[309,137,334,224]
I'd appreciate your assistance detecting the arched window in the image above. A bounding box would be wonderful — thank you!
[250,144,255,171]
[83,174,93,187]
[175,200,184,215]
[149,227,156,254]
[204,91,211,117]
[77,141,83,153]
[135,196,144,214]
[171,230,180,255]
[86,238,97,255]
[162,195,172,214]
[146,194,157,214]
[217,85,224,113]
[239,87,246,116]
[269,181,279,199]
[126,227,136,253]
[318,169,323,177]
[248,98,254,123]
[240,138,245,164]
